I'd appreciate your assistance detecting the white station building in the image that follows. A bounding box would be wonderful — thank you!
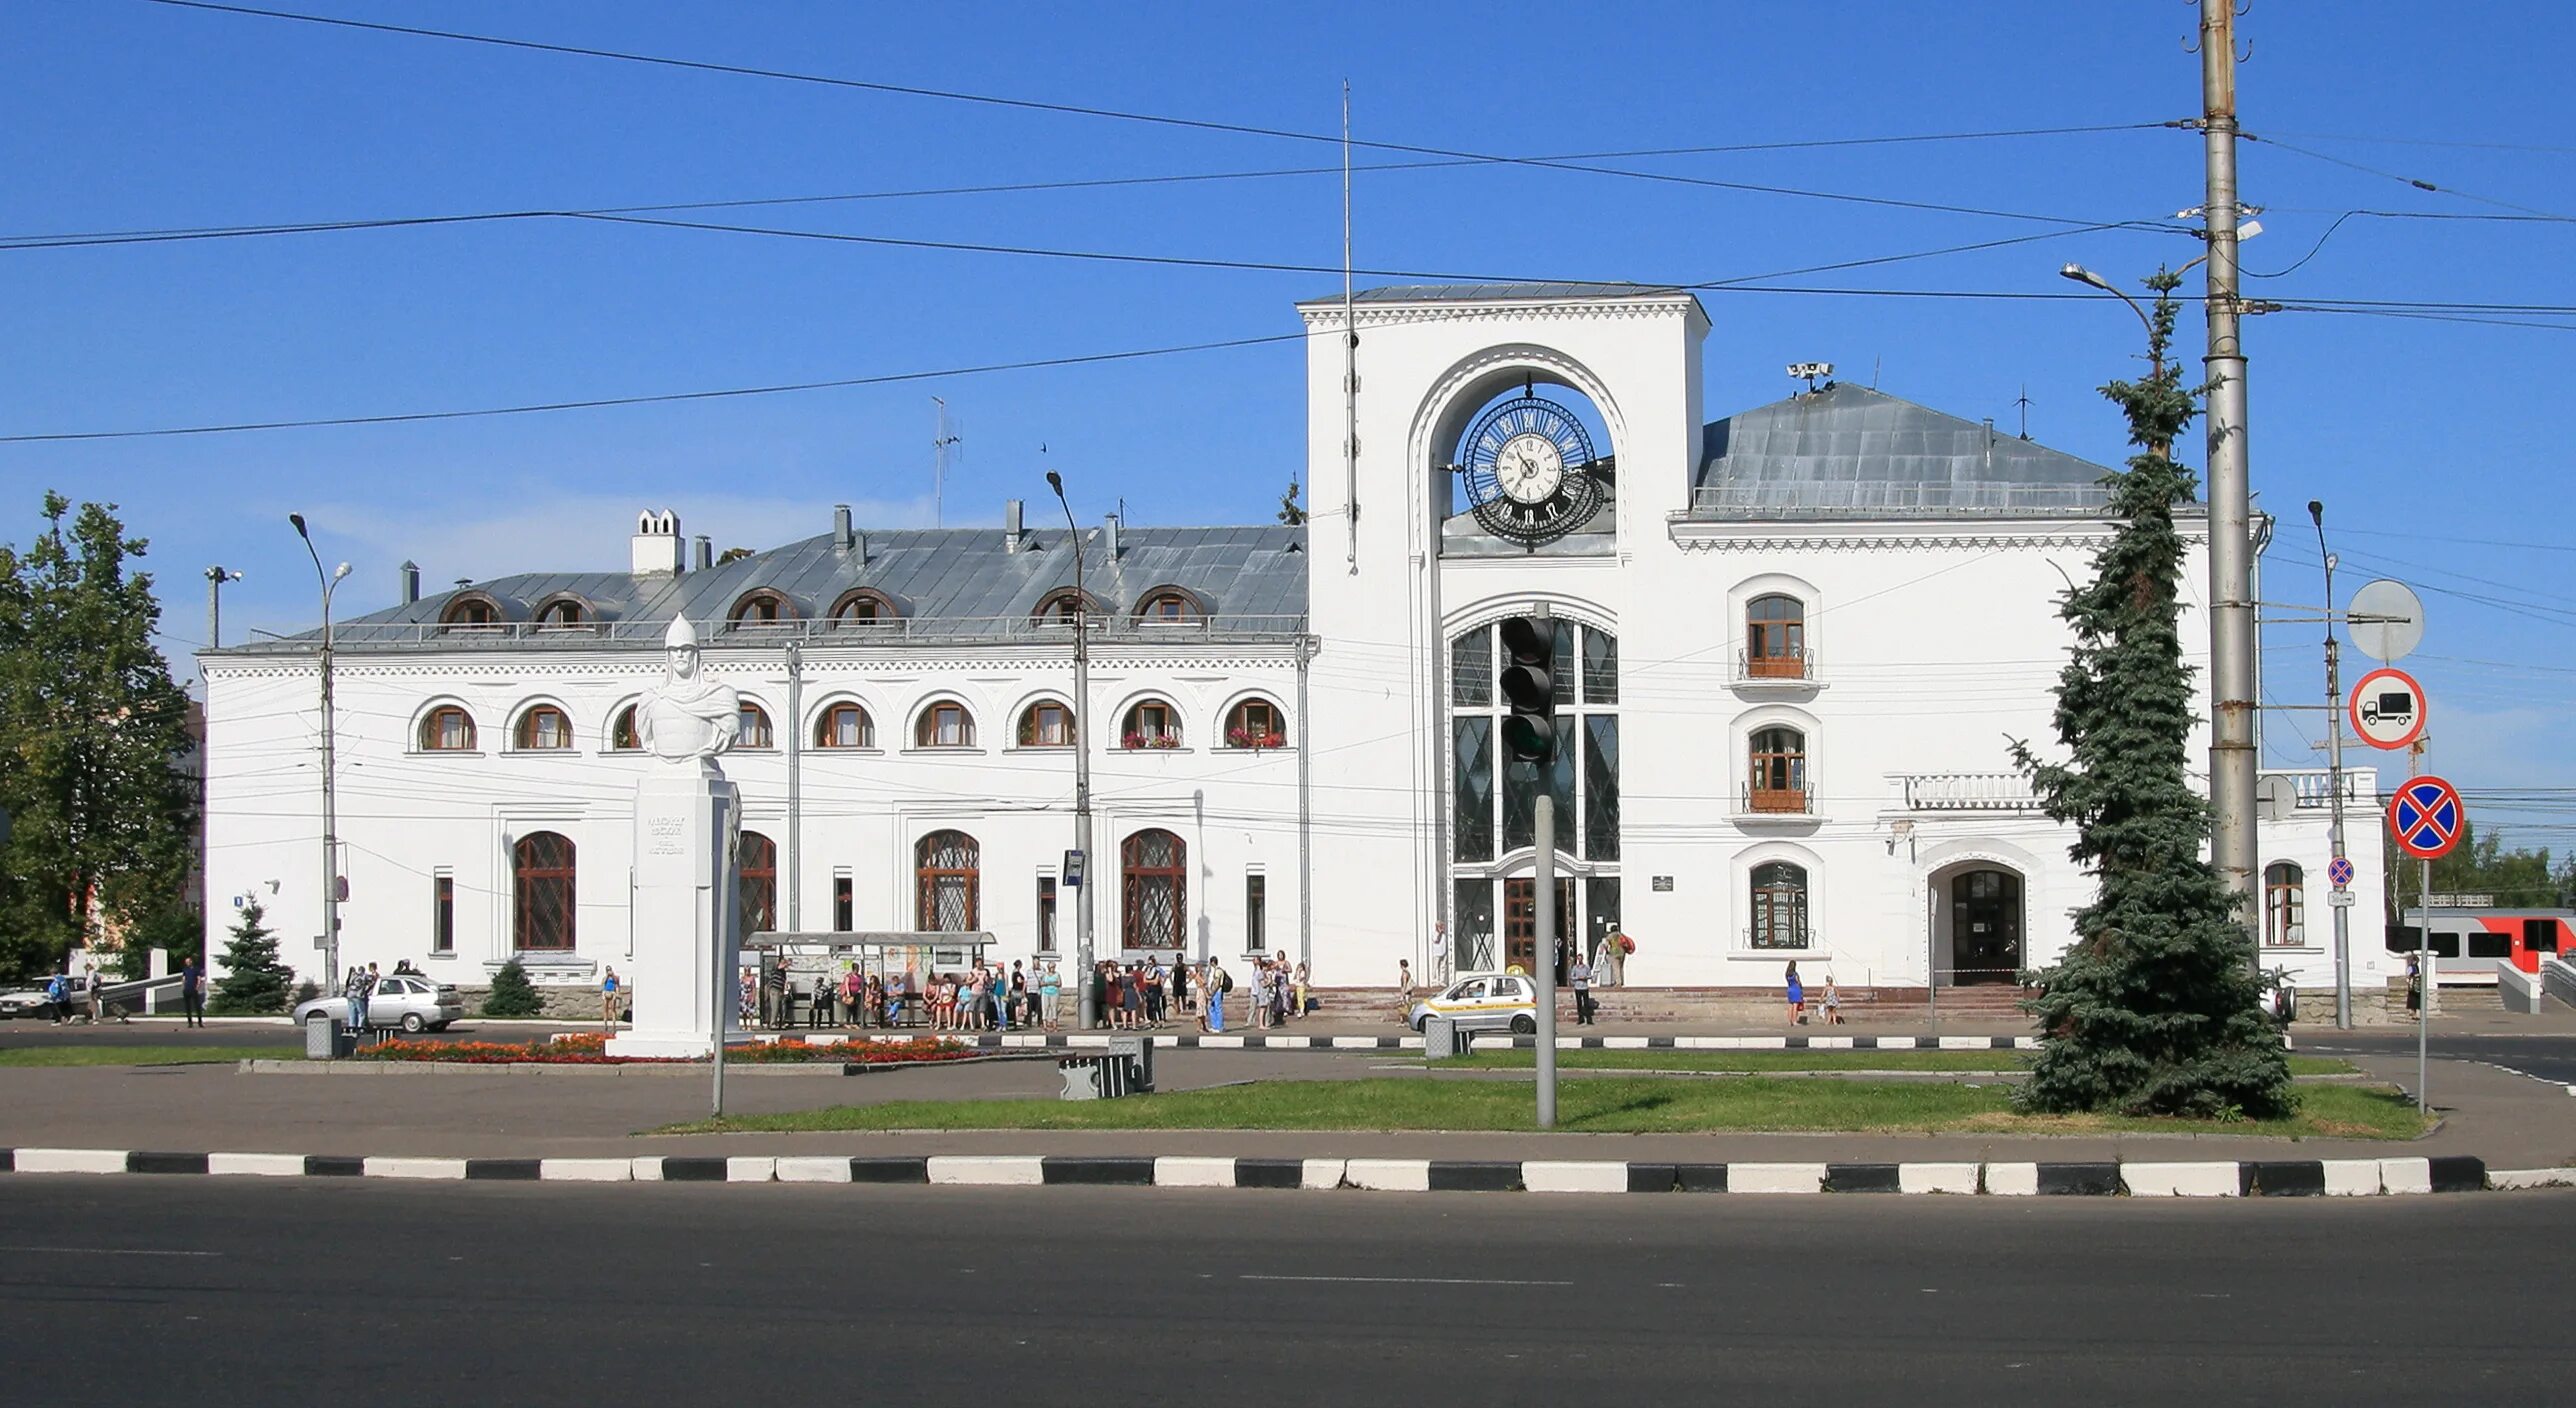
[201,284,2383,1001]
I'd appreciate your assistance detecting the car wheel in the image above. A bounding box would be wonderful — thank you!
[430,1021,451,1033]
[400,1013,427,1034]
[1411,1013,1427,1033]
[1510,1015,1537,1035]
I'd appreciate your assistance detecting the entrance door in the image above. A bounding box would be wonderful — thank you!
[1502,878,1577,980]
[1950,868,2023,985]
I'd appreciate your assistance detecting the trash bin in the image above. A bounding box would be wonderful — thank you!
[305,1011,355,1060]
[1107,1033,1155,1092]
[1423,1015,1469,1060]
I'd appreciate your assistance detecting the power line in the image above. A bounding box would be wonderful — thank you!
[0,330,1307,443]
[140,1,2174,231]
[2245,132,2572,221]
[4,133,2183,253]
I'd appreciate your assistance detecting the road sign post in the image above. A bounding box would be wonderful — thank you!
[2389,771,2462,1115]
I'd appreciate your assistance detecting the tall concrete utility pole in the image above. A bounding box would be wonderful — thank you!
[2199,0,2261,943]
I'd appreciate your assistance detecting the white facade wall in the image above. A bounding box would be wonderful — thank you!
[203,641,1308,988]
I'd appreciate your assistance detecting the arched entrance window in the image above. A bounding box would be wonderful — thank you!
[1746,594,1807,678]
[1749,861,1810,949]
[1122,829,1187,949]
[737,831,777,937]
[2264,862,2306,946]
[512,832,576,950]
[1747,727,1808,812]
[1950,868,2024,985]
[916,830,980,931]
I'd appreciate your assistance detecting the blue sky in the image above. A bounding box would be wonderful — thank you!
[7,1,2573,840]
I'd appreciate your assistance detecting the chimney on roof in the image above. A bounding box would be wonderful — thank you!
[631,508,683,576]
[1004,499,1023,553]
[399,560,420,605]
[833,504,854,553]
[693,535,713,571]
[853,531,868,564]
[1103,513,1122,561]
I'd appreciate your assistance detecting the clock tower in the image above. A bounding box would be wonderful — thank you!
[1295,283,1708,974]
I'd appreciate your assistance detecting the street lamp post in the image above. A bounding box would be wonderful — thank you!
[1044,471,1096,1030]
[2310,500,2353,1029]
[288,515,351,990]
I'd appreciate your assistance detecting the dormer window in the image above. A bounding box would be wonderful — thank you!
[828,589,899,629]
[728,590,795,629]
[535,599,587,629]
[439,595,500,632]
[1034,589,1100,626]
[1136,588,1201,622]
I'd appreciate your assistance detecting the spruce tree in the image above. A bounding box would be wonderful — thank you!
[209,900,292,1015]
[483,957,543,1017]
[2012,270,2293,1119]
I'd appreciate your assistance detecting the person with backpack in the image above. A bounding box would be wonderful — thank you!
[1202,959,1229,1034]
[45,971,70,1024]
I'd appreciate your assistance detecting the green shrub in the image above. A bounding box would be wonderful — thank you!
[208,901,292,1015]
[483,958,543,1017]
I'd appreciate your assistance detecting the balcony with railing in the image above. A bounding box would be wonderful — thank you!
[1732,647,1820,692]
[229,612,1312,654]
[1737,785,1816,825]
[1895,766,2373,814]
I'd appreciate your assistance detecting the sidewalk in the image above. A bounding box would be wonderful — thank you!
[3,1042,2568,1171]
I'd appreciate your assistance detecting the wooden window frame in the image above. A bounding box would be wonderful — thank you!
[915,701,976,749]
[2264,862,2306,947]
[813,702,873,750]
[1746,594,1808,679]
[1121,828,1188,949]
[511,832,576,951]
[915,830,981,932]
[1122,699,1182,750]
[1018,700,1074,748]
[515,705,572,751]
[736,702,775,750]
[1747,726,1808,813]
[420,706,477,752]
[1224,697,1287,749]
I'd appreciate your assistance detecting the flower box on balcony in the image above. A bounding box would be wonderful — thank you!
[1225,728,1286,750]
[1120,732,1182,750]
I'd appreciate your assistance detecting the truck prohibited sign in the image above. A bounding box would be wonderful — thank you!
[2348,667,2427,751]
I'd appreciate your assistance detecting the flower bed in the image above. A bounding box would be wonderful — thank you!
[353,1032,978,1066]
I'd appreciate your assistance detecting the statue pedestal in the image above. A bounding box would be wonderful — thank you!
[607,769,743,1059]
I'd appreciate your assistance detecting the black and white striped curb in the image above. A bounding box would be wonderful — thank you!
[3,1147,2563,1196]
[800,1033,2042,1052]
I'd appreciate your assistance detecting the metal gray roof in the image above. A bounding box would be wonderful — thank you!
[1300,282,1688,307]
[1689,382,2159,519]
[241,523,1308,652]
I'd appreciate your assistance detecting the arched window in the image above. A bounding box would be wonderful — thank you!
[737,831,777,937]
[512,832,576,951]
[1017,699,1074,748]
[514,705,571,751]
[736,701,774,749]
[1746,594,1806,678]
[827,589,899,628]
[916,830,980,931]
[1121,698,1182,750]
[1747,727,1808,812]
[440,595,499,631]
[1136,588,1200,622]
[1749,861,1810,949]
[1034,589,1101,625]
[1122,829,1187,949]
[813,701,873,750]
[1224,697,1287,749]
[2265,861,2307,947]
[535,598,587,628]
[610,705,641,752]
[728,590,794,628]
[419,706,477,752]
[915,700,975,748]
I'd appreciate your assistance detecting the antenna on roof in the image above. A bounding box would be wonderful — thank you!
[932,397,964,529]
[2014,384,2035,440]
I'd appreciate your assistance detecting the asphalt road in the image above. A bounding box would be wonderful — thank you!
[0,1019,596,1050]
[2309,1032,2576,1087]
[3,1179,2569,1406]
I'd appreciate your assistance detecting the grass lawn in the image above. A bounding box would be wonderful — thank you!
[661,1076,2425,1140]
[0,1045,284,1068]
[1443,1049,2356,1076]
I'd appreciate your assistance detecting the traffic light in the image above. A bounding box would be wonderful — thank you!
[1496,615,1558,764]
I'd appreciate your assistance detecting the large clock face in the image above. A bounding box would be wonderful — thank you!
[1456,394,1604,546]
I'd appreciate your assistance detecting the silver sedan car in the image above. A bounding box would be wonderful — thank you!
[293,974,464,1033]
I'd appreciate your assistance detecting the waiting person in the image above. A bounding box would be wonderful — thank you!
[1294,961,1312,1018]
[1039,962,1061,1029]
[808,971,832,1029]
[1087,962,1109,1030]
[46,970,70,1024]
[342,963,375,1038]
[1822,973,1844,1026]
[84,963,104,1024]
[1203,959,1227,1033]
[180,955,205,1028]
[1391,958,1414,1023]
[1250,961,1272,1031]
[1785,960,1805,1026]
[1570,954,1596,1026]
[601,966,621,1029]
[738,968,757,1025]
[1171,954,1191,1017]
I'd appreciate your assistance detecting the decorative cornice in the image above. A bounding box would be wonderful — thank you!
[1301,299,1702,332]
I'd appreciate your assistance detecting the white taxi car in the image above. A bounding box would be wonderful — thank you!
[1407,970,1539,1035]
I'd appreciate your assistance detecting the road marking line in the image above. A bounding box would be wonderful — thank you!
[0,1245,220,1257]
[1241,1274,1573,1287]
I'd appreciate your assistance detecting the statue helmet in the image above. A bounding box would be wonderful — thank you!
[663,615,699,650]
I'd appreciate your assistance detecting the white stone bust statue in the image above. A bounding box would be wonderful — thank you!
[639,616,740,767]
